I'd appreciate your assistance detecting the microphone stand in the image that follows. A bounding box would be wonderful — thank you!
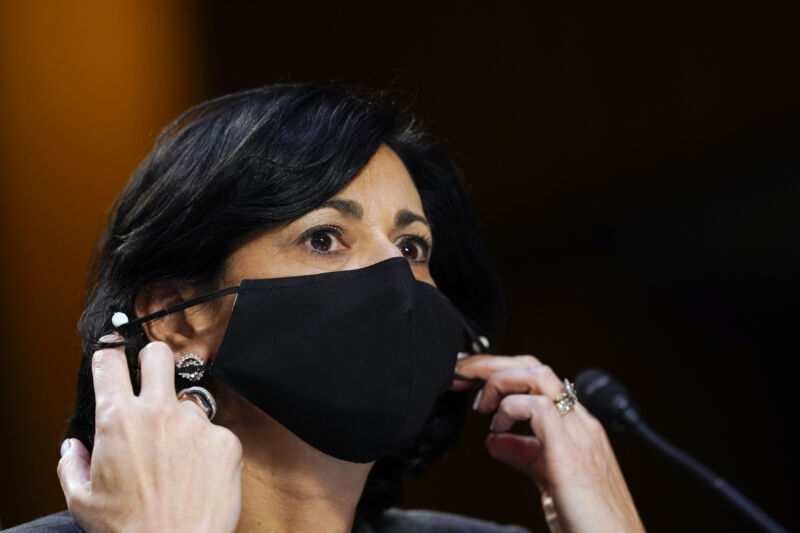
[621,409,789,533]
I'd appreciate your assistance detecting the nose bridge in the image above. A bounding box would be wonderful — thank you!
[362,231,404,266]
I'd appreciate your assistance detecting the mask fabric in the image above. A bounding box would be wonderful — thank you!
[119,257,481,463]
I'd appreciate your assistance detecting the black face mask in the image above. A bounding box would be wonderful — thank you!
[116,257,487,463]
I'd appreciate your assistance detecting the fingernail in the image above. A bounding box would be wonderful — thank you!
[472,388,484,411]
[99,332,123,343]
[457,352,469,360]
[489,414,498,432]
[479,335,490,350]
[60,439,72,458]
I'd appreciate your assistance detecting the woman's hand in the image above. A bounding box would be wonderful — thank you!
[452,354,645,533]
[57,335,243,533]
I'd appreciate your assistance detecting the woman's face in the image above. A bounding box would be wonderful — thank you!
[221,144,435,288]
[140,143,435,361]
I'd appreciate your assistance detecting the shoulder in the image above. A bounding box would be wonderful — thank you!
[3,511,84,532]
[368,507,532,533]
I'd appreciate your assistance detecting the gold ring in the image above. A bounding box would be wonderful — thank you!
[553,378,577,415]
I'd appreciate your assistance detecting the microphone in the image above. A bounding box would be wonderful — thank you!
[575,368,788,533]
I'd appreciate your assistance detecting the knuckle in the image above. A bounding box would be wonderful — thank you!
[484,371,504,389]
[186,409,210,428]
[537,364,558,382]
[141,341,171,360]
[520,364,543,377]
[517,355,541,366]
[531,395,552,411]
[95,403,123,428]
[225,433,243,458]
[586,415,605,435]
[497,393,527,414]
[529,363,545,375]
[496,394,514,413]
[213,428,243,457]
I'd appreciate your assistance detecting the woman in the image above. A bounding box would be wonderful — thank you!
[10,83,644,532]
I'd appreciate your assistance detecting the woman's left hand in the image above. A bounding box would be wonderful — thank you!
[452,353,646,533]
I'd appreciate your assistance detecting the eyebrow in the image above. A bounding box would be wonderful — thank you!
[318,198,429,228]
[395,209,429,228]
[320,198,363,219]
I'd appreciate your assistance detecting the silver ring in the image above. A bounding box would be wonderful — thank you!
[553,378,578,416]
[177,386,217,421]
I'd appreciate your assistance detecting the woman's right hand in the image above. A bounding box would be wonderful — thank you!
[57,335,243,533]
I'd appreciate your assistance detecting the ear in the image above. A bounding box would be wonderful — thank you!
[133,282,226,365]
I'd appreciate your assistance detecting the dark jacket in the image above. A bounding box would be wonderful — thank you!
[4,509,532,532]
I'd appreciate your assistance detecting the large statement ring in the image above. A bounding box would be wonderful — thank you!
[553,378,578,415]
[177,386,217,421]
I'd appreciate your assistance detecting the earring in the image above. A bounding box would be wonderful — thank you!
[176,353,205,382]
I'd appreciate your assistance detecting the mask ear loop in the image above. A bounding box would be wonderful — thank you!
[102,285,243,384]
[453,316,490,384]
[106,285,241,335]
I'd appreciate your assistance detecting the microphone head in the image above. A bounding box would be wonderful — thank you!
[575,367,640,431]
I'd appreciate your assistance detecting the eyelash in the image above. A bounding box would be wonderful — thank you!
[298,224,433,263]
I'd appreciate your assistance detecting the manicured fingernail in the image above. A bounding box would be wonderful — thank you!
[99,332,123,343]
[489,414,498,432]
[457,352,469,360]
[60,439,72,457]
[472,388,484,411]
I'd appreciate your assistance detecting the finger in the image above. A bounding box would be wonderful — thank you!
[474,364,565,414]
[449,379,475,392]
[138,341,177,400]
[485,433,546,483]
[491,394,570,448]
[92,335,133,406]
[177,394,213,423]
[455,353,544,383]
[57,439,91,503]
[449,352,485,391]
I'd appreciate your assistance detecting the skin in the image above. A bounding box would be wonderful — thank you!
[57,144,645,532]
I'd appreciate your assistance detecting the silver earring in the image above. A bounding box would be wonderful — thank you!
[176,353,205,382]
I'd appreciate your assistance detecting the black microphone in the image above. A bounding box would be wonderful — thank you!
[575,368,788,533]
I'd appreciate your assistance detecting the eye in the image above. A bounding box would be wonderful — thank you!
[300,225,346,255]
[397,236,431,263]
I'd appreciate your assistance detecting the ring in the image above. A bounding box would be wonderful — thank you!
[177,386,217,421]
[553,378,577,415]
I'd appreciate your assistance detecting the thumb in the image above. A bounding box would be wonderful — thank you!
[57,438,91,503]
[485,433,546,483]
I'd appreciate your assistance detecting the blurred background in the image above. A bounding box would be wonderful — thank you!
[1,2,798,531]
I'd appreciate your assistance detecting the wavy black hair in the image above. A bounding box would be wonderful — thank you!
[66,82,505,523]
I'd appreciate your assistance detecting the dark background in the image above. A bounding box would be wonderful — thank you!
[1,2,798,531]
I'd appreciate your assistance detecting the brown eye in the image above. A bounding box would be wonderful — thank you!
[398,237,430,262]
[309,231,334,252]
[300,225,346,255]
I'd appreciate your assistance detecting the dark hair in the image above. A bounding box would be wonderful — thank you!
[67,82,504,521]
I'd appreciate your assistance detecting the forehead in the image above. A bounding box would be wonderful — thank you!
[335,145,424,214]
